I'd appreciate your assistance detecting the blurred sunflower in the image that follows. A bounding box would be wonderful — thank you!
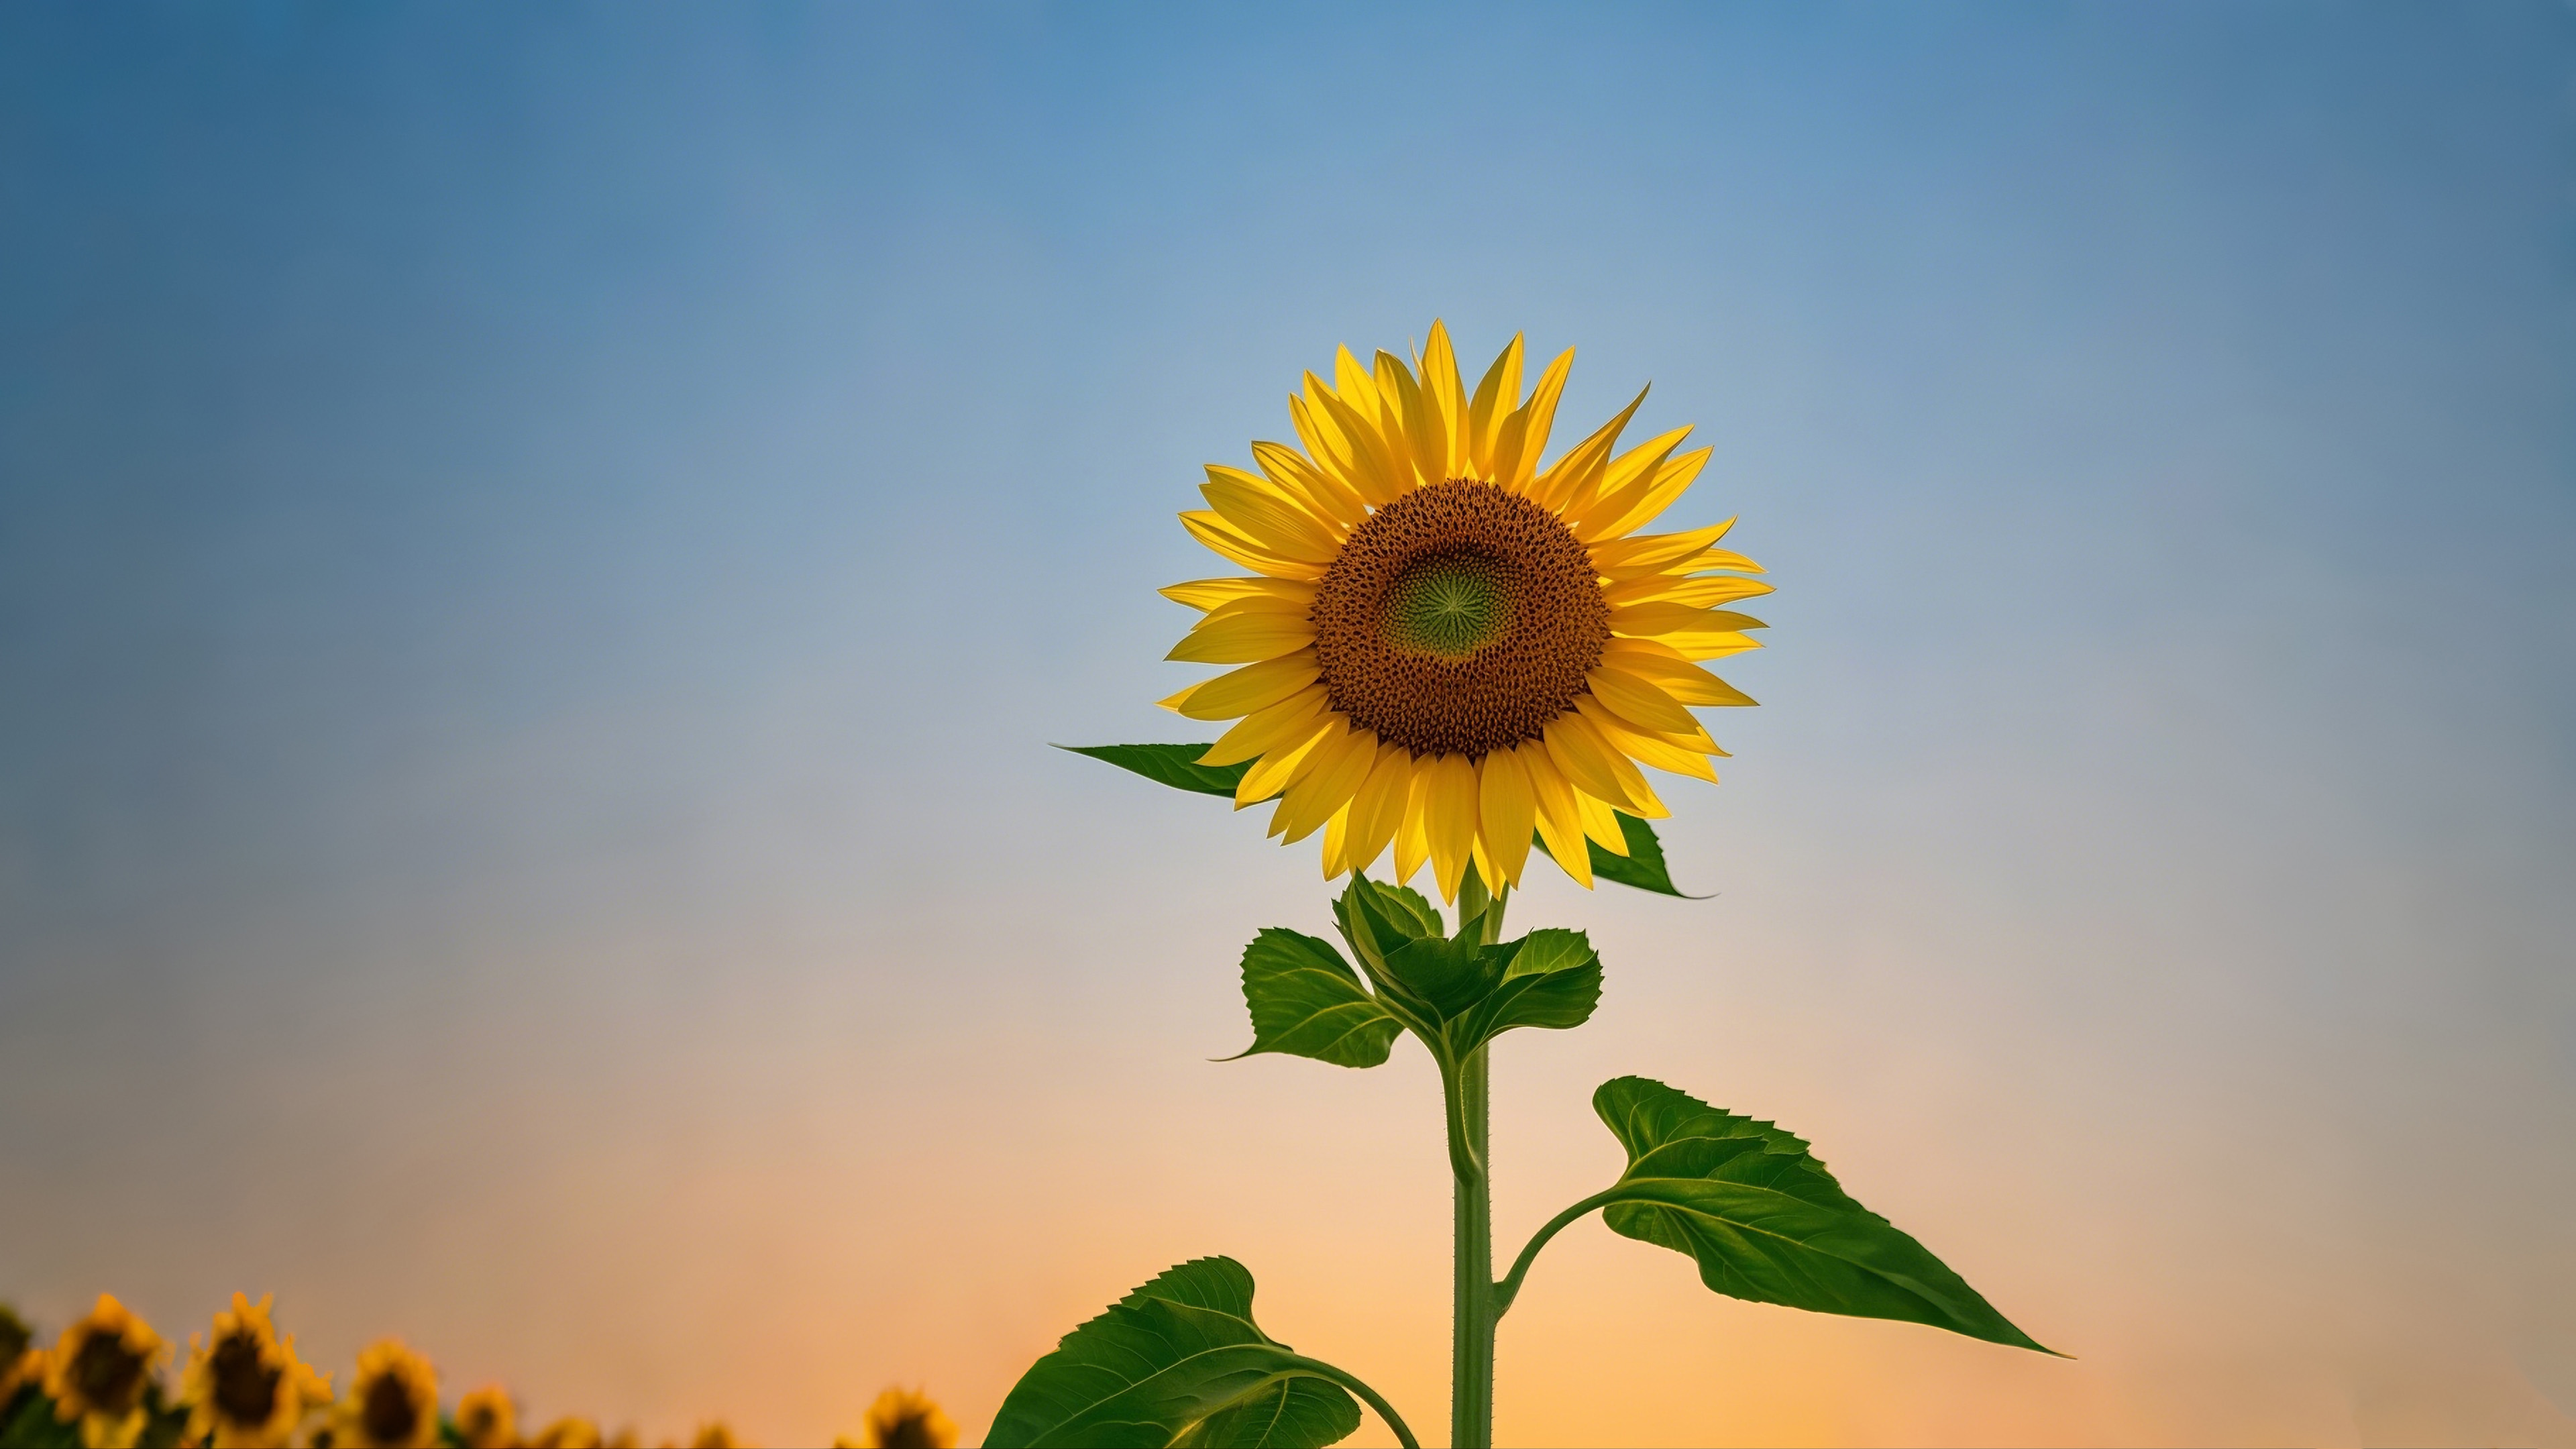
[686,1422,739,1448]
[837,1387,955,1449]
[335,1340,437,1449]
[0,1303,38,1408]
[1162,321,1768,900]
[43,1294,166,1449]
[529,1416,602,1449]
[176,1294,331,1449]
[454,1386,515,1448]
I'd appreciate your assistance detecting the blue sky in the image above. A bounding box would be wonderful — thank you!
[4,5,2573,1444]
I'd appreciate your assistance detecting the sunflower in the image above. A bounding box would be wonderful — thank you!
[0,1303,38,1409]
[454,1386,515,1448]
[529,1416,603,1448]
[335,1340,437,1449]
[686,1422,740,1448]
[43,1295,166,1449]
[833,1387,956,1449]
[176,1294,331,1449]
[1161,321,1768,901]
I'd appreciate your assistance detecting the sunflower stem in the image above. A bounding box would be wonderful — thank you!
[1449,867,1505,1449]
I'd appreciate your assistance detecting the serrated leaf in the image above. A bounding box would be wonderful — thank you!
[1448,928,1602,1048]
[987,1258,1363,1448]
[1589,1077,2051,1352]
[1232,930,1401,1069]
[1532,812,1699,896]
[1060,743,1261,800]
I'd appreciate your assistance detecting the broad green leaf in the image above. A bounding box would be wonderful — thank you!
[1447,928,1602,1049]
[1590,1077,2051,1352]
[1,1392,79,1449]
[1177,1379,1361,1448]
[987,1258,1363,1448]
[1060,743,1260,800]
[1531,812,1700,897]
[1231,930,1401,1069]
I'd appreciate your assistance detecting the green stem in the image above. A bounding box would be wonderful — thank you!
[1491,1188,1623,1316]
[1275,1358,1424,1449]
[1448,867,1507,1449]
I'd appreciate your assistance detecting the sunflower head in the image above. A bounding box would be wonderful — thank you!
[688,1421,741,1449]
[335,1340,437,1449]
[0,1303,37,1405]
[530,1415,604,1449]
[848,1387,955,1449]
[1163,322,1770,901]
[454,1385,515,1449]
[44,1294,166,1449]
[176,1294,331,1449]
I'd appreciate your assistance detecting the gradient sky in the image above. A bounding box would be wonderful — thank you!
[4,4,2573,1446]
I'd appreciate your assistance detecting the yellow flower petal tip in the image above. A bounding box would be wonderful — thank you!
[1160,326,1764,898]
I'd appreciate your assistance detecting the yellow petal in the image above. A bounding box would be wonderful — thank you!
[1532,384,1650,513]
[1588,521,1739,580]
[1202,467,1340,561]
[1320,801,1355,878]
[1277,726,1379,844]
[1544,710,1666,818]
[1199,684,1330,767]
[1309,372,1407,506]
[1600,572,1772,610]
[1587,666,1701,737]
[1609,601,1769,639]
[1289,389,1360,486]
[1376,348,1444,488]
[1468,834,1497,901]
[1570,433,1694,541]
[1159,576,1317,612]
[1237,713,1339,807]
[1167,608,1317,663]
[1424,753,1481,903]
[1167,649,1320,720]
[1501,348,1576,493]
[1578,695,1720,782]
[1342,743,1412,878]
[1519,743,1593,888]
[1181,510,1326,580]
[1577,788,1631,854]
[1250,440,1368,530]
[1465,334,1523,478]
[1421,320,1467,478]
[1393,765,1433,886]
[1475,748,1538,889]
[1663,629,1764,661]
[1583,443,1712,542]
[1600,639,1757,706]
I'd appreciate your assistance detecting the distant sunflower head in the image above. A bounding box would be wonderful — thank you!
[1162,321,1770,900]
[44,1294,166,1449]
[688,1421,741,1449]
[530,1415,604,1449]
[845,1387,956,1449]
[0,1303,37,1405]
[335,1340,437,1449]
[178,1294,331,1449]
[454,1386,515,1449]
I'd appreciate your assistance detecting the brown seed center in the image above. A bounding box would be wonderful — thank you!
[1311,480,1606,758]
[366,1371,420,1445]
[70,1332,146,1416]
[212,1331,282,1426]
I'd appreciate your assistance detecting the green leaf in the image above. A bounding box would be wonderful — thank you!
[2,1391,80,1449]
[1589,1077,2051,1352]
[1059,743,1257,800]
[987,1258,1365,1448]
[1176,1379,1362,1448]
[1232,930,1401,1069]
[1532,812,1699,897]
[1448,928,1602,1048]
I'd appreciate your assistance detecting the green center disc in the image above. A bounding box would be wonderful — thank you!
[1381,550,1513,659]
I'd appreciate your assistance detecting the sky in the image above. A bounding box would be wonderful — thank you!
[3,3,2573,1445]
